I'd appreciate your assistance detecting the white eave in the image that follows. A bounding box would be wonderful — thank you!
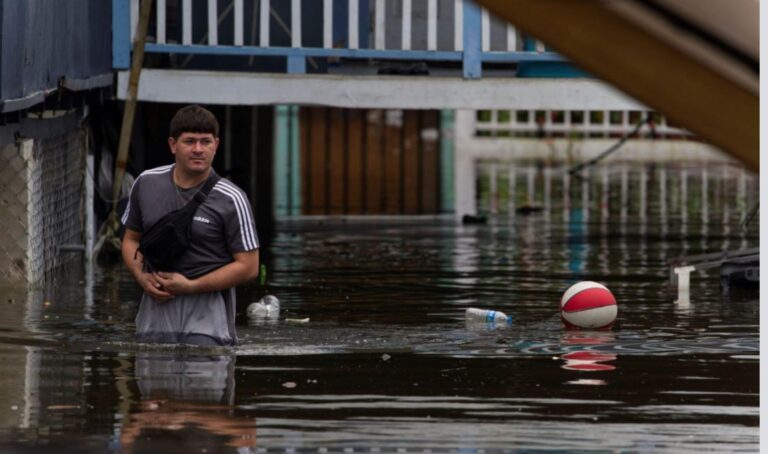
[117,69,646,111]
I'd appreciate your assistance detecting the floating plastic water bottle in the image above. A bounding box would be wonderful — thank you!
[247,294,280,318]
[465,307,512,325]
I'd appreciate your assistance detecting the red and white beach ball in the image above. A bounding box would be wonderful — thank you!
[560,281,617,329]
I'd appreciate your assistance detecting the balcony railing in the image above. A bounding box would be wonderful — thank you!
[113,0,570,78]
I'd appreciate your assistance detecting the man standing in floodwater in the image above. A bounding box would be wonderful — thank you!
[121,105,259,346]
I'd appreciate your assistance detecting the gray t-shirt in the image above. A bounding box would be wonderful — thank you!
[122,164,259,345]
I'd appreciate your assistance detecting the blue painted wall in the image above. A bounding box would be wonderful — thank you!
[0,0,112,105]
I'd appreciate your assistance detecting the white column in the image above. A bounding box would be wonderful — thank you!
[639,168,647,219]
[508,164,516,213]
[348,0,359,49]
[182,0,192,45]
[402,0,412,50]
[156,0,167,44]
[526,166,535,205]
[681,168,688,223]
[234,0,244,45]
[454,110,476,216]
[131,0,139,43]
[544,167,551,212]
[454,0,463,51]
[620,165,628,220]
[506,24,517,51]
[738,167,747,222]
[601,166,609,220]
[291,0,302,47]
[481,8,490,51]
[324,0,334,48]
[427,0,437,51]
[375,0,385,49]
[489,163,498,214]
[260,0,271,47]
[659,168,667,221]
[701,167,709,223]
[208,0,218,45]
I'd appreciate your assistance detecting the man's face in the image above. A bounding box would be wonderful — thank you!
[169,132,219,175]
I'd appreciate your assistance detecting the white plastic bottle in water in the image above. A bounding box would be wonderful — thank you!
[465,307,512,325]
[247,294,280,318]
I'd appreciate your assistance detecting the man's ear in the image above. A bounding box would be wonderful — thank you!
[168,137,177,155]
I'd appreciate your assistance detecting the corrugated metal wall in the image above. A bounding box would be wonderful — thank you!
[0,0,112,104]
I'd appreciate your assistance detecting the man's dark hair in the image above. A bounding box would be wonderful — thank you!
[169,105,219,139]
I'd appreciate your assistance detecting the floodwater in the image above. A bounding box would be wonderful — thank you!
[0,164,759,452]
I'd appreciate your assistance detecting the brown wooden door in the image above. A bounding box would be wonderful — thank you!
[300,107,441,215]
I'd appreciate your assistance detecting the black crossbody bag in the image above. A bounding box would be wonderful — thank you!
[138,174,221,272]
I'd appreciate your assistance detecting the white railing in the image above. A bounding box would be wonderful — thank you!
[474,110,692,138]
[129,0,532,53]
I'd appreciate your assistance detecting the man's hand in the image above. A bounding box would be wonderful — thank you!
[155,272,196,295]
[138,272,174,301]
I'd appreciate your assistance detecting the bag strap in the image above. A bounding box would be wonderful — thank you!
[190,173,222,206]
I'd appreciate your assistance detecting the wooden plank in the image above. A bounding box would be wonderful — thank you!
[234,0,244,45]
[300,107,311,214]
[384,110,401,213]
[208,0,218,45]
[347,109,364,213]
[364,110,384,214]
[260,0,270,47]
[421,111,440,213]
[329,108,346,214]
[156,0,166,44]
[308,107,328,214]
[402,110,420,214]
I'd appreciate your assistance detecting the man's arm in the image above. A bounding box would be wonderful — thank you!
[121,228,173,301]
[155,249,259,295]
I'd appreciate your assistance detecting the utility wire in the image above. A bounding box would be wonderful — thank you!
[568,115,652,177]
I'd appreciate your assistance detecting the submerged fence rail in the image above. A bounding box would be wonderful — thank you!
[114,0,565,77]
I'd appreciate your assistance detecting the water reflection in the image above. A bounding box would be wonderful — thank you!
[119,353,257,452]
[561,331,617,374]
[0,162,758,451]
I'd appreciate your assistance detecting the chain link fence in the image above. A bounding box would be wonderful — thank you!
[0,125,86,284]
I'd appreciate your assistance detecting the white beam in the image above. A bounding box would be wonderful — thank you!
[117,69,649,110]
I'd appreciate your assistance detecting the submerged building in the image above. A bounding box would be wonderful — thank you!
[0,0,756,283]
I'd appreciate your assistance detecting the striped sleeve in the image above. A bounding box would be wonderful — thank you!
[121,176,142,231]
[213,181,259,251]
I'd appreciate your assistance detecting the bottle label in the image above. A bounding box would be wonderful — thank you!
[486,310,496,322]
